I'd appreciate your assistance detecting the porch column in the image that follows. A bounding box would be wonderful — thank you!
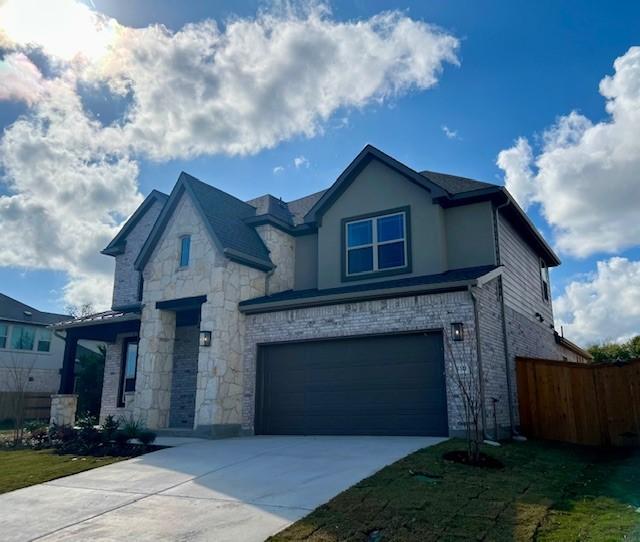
[58,330,78,394]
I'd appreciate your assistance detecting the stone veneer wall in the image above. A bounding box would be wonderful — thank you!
[243,291,479,435]
[99,333,137,422]
[134,194,266,431]
[50,394,77,426]
[255,224,295,294]
[112,199,164,308]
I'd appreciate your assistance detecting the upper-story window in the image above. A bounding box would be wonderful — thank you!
[37,329,52,352]
[0,324,7,348]
[345,209,409,278]
[11,325,35,350]
[179,235,191,267]
[540,259,550,302]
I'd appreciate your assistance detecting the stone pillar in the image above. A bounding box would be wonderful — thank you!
[133,306,176,429]
[50,394,78,427]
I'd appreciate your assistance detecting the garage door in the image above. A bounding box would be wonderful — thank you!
[255,331,448,436]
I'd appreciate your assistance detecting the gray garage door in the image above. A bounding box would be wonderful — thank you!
[255,331,448,436]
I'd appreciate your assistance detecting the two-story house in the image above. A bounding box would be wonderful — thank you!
[0,293,69,394]
[54,145,574,439]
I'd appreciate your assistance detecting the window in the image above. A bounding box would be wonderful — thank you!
[179,235,191,267]
[36,329,52,352]
[118,338,138,407]
[345,210,408,277]
[11,325,35,350]
[0,324,7,349]
[540,260,550,301]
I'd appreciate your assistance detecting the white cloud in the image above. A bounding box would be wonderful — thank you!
[497,46,640,257]
[0,0,459,307]
[0,75,142,309]
[555,257,640,345]
[293,155,309,168]
[441,124,459,139]
[0,52,44,104]
[272,166,284,175]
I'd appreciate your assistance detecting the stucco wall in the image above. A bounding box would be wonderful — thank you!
[294,233,318,290]
[444,202,496,270]
[317,159,448,289]
[243,291,479,435]
[136,194,265,431]
[112,199,164,308]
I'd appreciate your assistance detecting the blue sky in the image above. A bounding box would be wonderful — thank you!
[0,0,639,344]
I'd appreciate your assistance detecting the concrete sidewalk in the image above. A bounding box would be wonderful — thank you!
[0,435,445,541]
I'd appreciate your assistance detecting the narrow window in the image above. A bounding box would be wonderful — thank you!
[540,260,550,302]
[179,235,191,267]
[37,329,52,352]
[0,324,7,349]
[345,211,407,277]
[11,325,35,350]
[118,338,139,407]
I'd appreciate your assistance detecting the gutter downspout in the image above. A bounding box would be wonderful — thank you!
[494,199,516,436]
[264,267,276,297]
[468,284,489,440]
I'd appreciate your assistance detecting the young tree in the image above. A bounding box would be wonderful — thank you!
[444,331,483,463]
[1,353,36,444]
[64,303,96,319]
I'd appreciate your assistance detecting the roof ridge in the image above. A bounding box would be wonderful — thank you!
[180,172,256,212]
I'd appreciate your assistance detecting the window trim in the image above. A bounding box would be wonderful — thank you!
[117,337,139,408]
[341,206,412,282]
[540,258,550,302]
[179,235,191,268]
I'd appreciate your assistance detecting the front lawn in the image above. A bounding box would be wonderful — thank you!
[271,439,640,541]
[0,449,124,494]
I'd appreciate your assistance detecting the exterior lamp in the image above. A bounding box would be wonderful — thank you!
[451,323,464,342]
[199,330,212,347]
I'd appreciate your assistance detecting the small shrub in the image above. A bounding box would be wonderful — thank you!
[138,430,157,446]
[120,416,145,440]
[76,412,98,429]
[114,430,130,446]
[101,415,120,441]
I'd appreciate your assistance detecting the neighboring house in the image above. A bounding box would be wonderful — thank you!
[555,332,593,363]
[55,145,583,438]
[0,293,69,393]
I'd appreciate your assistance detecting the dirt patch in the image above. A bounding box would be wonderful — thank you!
[442,449,505,469]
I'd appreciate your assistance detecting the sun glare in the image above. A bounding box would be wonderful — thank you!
[0,0,119,62]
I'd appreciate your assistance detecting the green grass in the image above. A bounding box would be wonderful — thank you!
[270,439,640,542]
[0,449,125,494]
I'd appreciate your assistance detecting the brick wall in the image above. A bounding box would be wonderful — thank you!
[243,291,478,435]
[99,333,137,421]
[168,325,199,428]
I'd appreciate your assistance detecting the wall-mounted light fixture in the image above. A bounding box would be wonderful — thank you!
[451,322,464,342]
[199,330,212,347]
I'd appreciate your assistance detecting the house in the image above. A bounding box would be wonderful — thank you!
[54,145,577,438]
[0,293,69,394]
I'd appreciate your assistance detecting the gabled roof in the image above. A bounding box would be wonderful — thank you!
[0,293,70,325]
[420,170,496,195]
[304,145,449,224]
[135,172,273,272]
[102,190,169,256]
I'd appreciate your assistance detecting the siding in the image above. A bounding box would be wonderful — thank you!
[498,212,554,325]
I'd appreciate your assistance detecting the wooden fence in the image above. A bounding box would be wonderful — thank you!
[516,357,640,447]
[0,392,52,422]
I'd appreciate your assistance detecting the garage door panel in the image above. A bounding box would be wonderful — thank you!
[256,332,448,436]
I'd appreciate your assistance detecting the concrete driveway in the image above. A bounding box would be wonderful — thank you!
[0,435,444,541]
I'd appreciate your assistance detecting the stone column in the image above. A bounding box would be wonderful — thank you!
[50,394,78,426]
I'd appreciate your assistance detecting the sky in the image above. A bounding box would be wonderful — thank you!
[0,0,639,346]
